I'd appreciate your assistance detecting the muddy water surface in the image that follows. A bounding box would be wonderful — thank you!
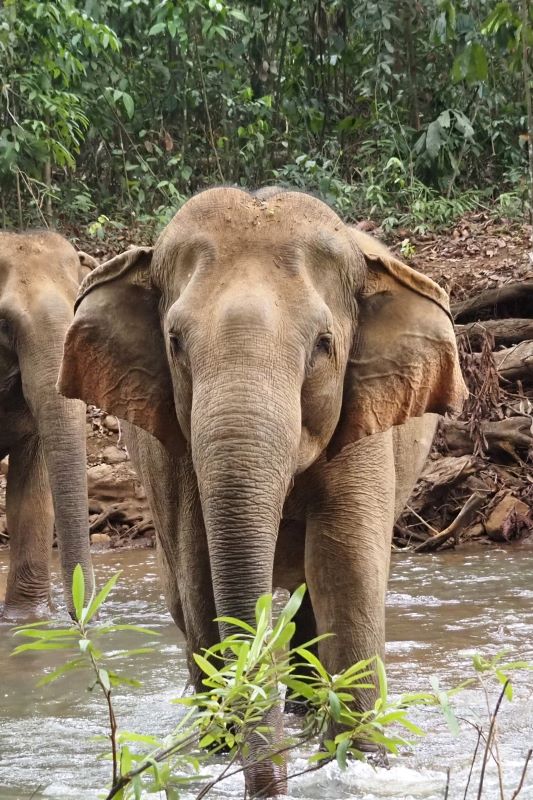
[0,546,532,799]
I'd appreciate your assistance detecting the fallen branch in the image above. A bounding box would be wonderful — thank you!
[493,341,533,382]
[413,493,485,553]
[455,319,533,348]
[444,417,533,459]
[452,279,533,322]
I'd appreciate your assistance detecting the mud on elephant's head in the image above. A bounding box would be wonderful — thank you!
[59,187,466,473]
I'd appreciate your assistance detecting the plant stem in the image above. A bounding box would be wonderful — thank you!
[463,726,482,800]
[476,681,509,800]
[511,749,532,799]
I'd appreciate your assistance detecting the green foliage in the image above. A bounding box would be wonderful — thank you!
[0,0,531,229]
[12,568,533,799]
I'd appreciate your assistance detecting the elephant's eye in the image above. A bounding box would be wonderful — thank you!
[314,333,333,357]
[169,332,184,355]
[0,318,10,343]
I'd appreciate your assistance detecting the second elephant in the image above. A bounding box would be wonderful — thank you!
[0,231,95,618]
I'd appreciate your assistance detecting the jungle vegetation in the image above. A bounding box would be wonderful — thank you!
[0,0,532,232]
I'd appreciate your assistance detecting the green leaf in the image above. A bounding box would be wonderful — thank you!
[122,93,134,119]
[12,641,73,654]
[336,737,350,770]
[283,678,315,700]
[425,120,445,159]
[83,571,122,623]
[228,9,248,21]
[295,647,329,680]
[193,653,218,678]
[117,731,161,746]
[14,628,78,640]
[438,109,451,129]
[99,668,111,692]
[148,22,167,36]
[375,657,388,706]
[255,593,272,624]
[328,690,342,722]
[37,658,85,686]
[214,616,256,634]
[72,564,85,621]
[280,584,306,623]
[495,671,513,700]
[235,641,250,681]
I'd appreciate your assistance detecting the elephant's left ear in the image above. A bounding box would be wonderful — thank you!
[58,246,187,457]
[77,250,99,282]
[329,229,468,455]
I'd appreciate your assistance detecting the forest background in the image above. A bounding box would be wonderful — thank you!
[0,0,532,237]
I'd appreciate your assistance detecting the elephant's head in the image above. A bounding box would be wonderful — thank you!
[58,188,466,791]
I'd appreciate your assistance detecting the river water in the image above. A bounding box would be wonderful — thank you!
[0,545,532,800]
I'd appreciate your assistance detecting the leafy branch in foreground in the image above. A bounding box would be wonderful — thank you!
[12,569,533,800]
[11,565,158,787]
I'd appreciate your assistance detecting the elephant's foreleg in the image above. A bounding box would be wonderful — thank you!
[305,434,395,715]
[3,435,54,618]
[174,460,219,689]
[123,423,185,627]
[123,424,218,688]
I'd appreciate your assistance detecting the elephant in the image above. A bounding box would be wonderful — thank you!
[58,187,467,795]
[0,230,96,619]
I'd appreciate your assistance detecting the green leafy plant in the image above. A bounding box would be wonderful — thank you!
[12,565,158,787]
[12,568,532,799]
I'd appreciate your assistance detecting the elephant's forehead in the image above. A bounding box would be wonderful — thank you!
[167,187,345,239]
[0,231,78,284]
[158,188,354,271]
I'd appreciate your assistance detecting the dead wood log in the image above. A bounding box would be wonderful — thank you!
[401,455,478,517]
[455,319,533,348]
[443,416,533,459]
[413,493,485,553]
[493,341,533,382]
[452,279,533,322]
[417,454,477,488]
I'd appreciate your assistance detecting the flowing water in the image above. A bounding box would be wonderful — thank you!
[0,545,532,800]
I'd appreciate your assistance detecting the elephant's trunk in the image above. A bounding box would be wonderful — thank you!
[18,301,93,614]
[191,347,301,797]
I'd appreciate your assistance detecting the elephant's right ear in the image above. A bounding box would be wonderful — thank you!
[58,246,187,457]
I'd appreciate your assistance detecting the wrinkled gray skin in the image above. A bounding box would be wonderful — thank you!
[59,188,466,796]
[0,231,95,619]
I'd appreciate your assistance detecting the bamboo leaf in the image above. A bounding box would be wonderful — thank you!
[83,571,122,624]
[72,564,85,621]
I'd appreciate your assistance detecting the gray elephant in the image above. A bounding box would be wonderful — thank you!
[59,188,466,795]
[0,230,95,619]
